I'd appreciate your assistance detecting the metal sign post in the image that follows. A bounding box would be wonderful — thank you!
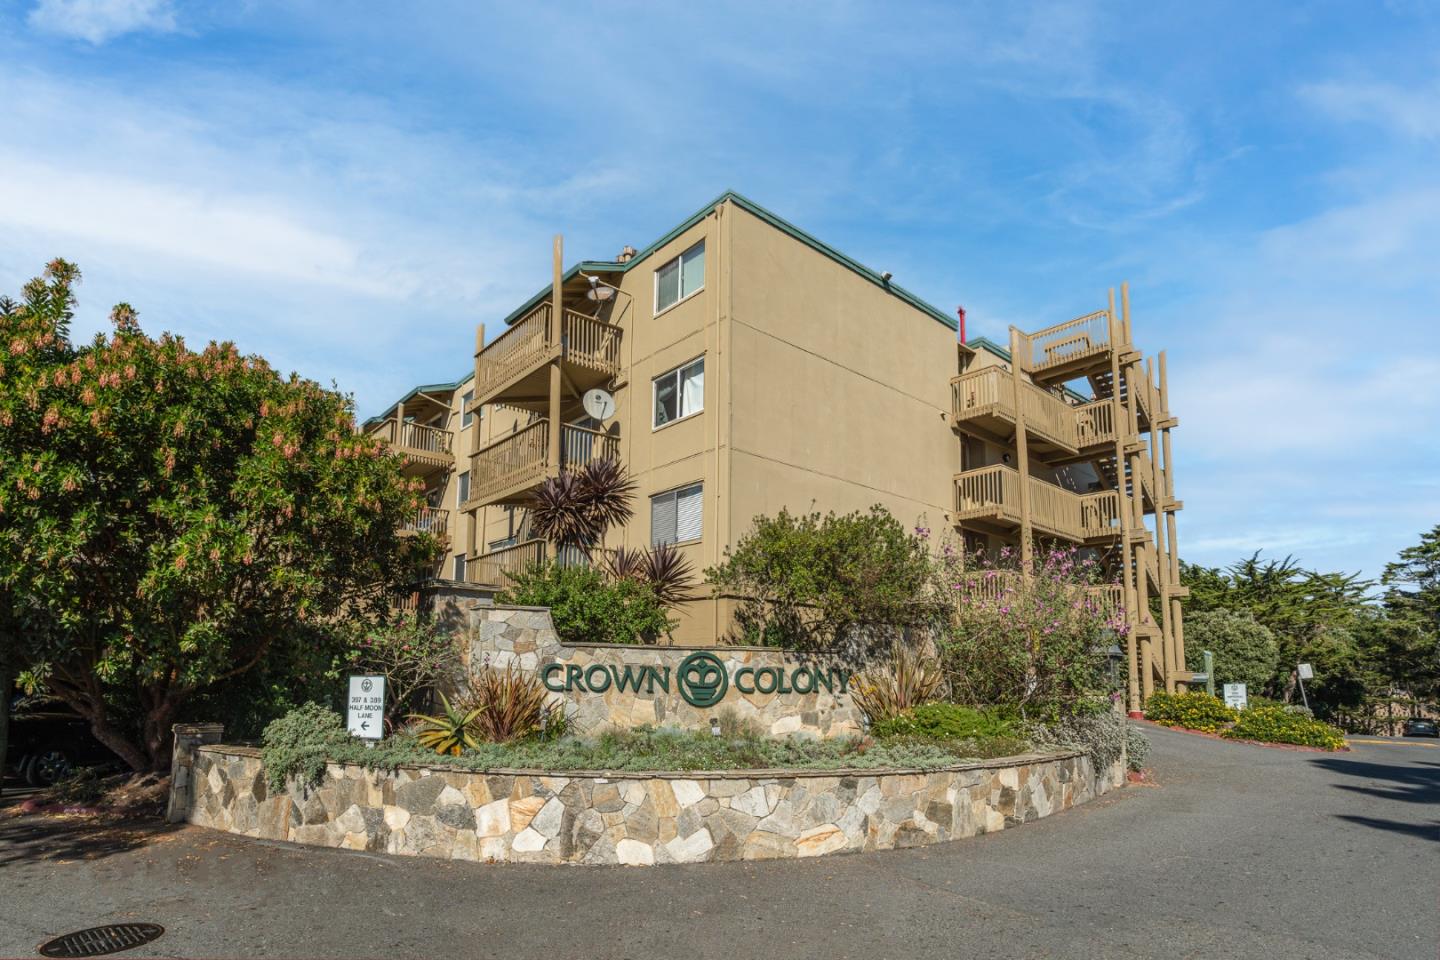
[1296,663,1313,711]
[347,675,385,743]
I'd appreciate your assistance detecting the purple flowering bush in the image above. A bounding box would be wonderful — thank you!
[933,542,1125,716]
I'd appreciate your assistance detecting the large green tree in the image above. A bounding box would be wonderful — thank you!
[1183,610,1280,693]
[1377,525,1440,699]
[1180,553,1369,710]
[0,261,435,771]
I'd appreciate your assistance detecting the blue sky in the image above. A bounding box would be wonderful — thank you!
[2,0,1437,581]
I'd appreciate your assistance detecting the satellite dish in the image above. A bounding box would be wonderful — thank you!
[582,388,616,421]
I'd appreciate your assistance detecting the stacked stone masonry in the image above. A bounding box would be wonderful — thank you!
[182,746,1124,865]
[467,605,870,738]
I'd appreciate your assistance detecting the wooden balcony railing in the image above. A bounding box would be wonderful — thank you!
[1074,399,1115,448]
[954,465,1123,543]
[475,303,623,401]
[469,538,547,587]
[953,572,1126,622]
[1020,310,1111,374]
[469,420,622,507]
[472,420,550,505]
[401,506,450,536]
[951,368,1078,452]
[371,418,454,471]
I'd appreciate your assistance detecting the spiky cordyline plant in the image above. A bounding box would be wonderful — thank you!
[850,642,947,725]
[529,458,636,555]
[461,663,551,743]
[604,542,698,610]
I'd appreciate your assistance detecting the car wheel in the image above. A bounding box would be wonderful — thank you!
[26,749,73,787]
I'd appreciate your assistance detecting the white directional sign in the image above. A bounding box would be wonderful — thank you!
[347,674,385,740]
[1223,683,1248,711]
[1297,663,1314,680]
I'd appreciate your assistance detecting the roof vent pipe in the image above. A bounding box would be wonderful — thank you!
[615,245,638,263]
[957,306,967,344]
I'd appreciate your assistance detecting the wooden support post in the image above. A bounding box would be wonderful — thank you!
[547,237,564,561]
[1107,291,1140,715]
[1009,327,1033,570]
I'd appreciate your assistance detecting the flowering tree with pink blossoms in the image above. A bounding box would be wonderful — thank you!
[933,539,1128,716]
[0,261,435,771]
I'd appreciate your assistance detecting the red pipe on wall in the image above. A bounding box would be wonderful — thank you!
[956,306,966,344]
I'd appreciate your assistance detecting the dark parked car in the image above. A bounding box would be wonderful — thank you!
[6,697,121,786]
[1402,717,1439,738]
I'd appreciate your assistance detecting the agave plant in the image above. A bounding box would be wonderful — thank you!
[850,642,947,725]
[530,458,636,555]
[602,542,697,610]
[407,692,482,756]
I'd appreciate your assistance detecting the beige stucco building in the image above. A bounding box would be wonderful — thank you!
[363,191,1187,708]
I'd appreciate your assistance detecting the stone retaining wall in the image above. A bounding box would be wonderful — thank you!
[179,744,1124,865]
[467,605,869,738]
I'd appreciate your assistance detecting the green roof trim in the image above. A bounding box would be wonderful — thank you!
[363,371,474,426]
[496,190,960,332]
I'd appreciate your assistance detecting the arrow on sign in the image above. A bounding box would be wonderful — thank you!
[361,721,370,731]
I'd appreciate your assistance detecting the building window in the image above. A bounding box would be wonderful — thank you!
[452,554,466,581]
[488,536,517,552]
[461,390,474,427]
[456,470,470,506]
[655,240,704,313]
[653,356,704,428]
[651,483,702,546]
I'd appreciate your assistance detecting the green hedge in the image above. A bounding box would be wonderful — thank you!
[870,703,1017,741]
[1143,691,1237,733]
[1224,707,1347,750]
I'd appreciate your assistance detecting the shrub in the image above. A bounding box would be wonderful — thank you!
[1027,707,1131,771]
[255,715,1035,785]
[602,543,698,611]
[850,643,946,724]
[1125,724,1151,771]
[1224,706,1346,749]
[705,506,940,652]
[346,614,460,729]
[499,563,673,644]
[259,702,352,790]
[871,703,1017,740]
[459,664,551,743]
[1143,691,1237,733]
[1183,610,1280,694]
[939,547,1119,716]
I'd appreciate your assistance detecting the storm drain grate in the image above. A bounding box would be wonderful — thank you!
[38,923,165,958]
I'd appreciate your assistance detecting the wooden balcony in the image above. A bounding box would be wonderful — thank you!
[1074,399,1116,450]
[475,303,623,410]
[467,420,621,508]
[951,368,1079,454]
[953,573,1125,621]
[1018,310,1113,382]
[370,418,454,477]
[468,538,547,587]
[953,464,1121,543]
[400,506,450,537]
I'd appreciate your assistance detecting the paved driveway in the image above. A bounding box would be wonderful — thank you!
[1,726,1435,959]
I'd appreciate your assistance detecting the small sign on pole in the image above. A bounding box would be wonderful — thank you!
[347,674,385,741]
[1223,683,1248,711]
[1297,663,1314,680]
[1295,663,1313,711]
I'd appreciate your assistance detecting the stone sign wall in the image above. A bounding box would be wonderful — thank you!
[466,605,869,738]
[177,741,1124,865]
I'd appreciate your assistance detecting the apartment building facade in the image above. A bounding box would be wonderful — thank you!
[364,192,1187,708]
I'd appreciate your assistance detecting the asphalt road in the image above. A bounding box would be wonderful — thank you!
[1,726,1436,960]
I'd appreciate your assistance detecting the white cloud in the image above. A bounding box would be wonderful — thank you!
[1301,78,1440,141]
[28,0,177,44]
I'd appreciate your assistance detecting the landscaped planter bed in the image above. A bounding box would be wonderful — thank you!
[173,741,1124,865]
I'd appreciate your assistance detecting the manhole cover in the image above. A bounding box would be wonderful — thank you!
[38,923,164,958]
